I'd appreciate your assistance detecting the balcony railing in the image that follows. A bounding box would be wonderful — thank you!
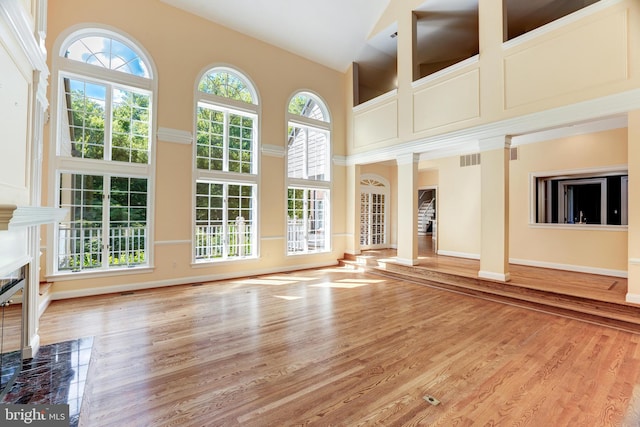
[195,219,253,260]
[58,226,147,271]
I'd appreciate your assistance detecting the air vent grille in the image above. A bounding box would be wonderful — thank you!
[460,153,481,167]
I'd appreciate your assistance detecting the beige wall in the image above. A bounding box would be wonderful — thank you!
[43,0,348,296]
[510,128,628,273]
[350,0,640,153]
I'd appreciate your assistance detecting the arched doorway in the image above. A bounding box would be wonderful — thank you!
[360,174,389,249]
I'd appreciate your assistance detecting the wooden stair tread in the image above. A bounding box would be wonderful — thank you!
[339,258,640,332]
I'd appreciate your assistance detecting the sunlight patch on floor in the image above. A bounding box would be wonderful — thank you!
[310,278,385,289]
[274,295,304,300]
[230,278,293,286]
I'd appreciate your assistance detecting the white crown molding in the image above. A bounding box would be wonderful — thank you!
[511,116,627,146]
[333,155,347,166]
[479,135,512,152]
[261,144,285,158]
[0,205,67,230]
[346,88,640,166]
[157,127,193,144]
[0,0,48,74]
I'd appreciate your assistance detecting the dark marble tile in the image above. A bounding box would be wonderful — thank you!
[1,337,94,427]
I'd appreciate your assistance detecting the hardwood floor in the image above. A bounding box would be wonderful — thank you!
[37,266,640,426]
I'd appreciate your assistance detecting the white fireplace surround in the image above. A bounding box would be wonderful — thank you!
[0,205,66,231]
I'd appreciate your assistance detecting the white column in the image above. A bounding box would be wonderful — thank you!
[627,111,640,304]
[396,153,419,265]
[478,136,511,282]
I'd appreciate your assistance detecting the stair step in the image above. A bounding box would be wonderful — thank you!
[340,256,640,333]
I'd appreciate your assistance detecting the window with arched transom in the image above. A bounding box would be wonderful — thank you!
[194,67,259,262]
[286,92,331,254]
[50,28,155,276]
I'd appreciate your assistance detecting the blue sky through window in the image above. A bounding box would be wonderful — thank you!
[66,35,150,78]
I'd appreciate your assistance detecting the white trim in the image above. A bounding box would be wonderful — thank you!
[0,0,48,73]
[261,144,285,158]
[478,271,511,282]
[353,89,398,113]
[46,266,155,282]
[510,258,627,278]
[528,224,628,232]
[396,153,419,166]
[49,260,339,300]
[157,127,193,144]
[479,135,511,152]
[333,155,347,166]
[502,0,625,51]
[629,258,640,266]
[261,235,284,241]
[437,250,480,260]
[625,293,640,305]
[511,116,627,147]
[345,88,640,166]
[411,55,479,89]
[394,257,420,266]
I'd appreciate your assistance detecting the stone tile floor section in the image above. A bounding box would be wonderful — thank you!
[1,337,94,427]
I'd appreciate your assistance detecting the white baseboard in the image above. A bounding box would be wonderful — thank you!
[509,258,627,278]
[394,257,420,266]
[49,261,339,300]
[626,293,640,305]
[437,250,480,260]
[478,271,511,282]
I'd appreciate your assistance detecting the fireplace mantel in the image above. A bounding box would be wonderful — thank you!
[0,205,67,231]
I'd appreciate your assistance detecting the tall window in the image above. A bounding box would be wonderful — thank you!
[194,68,258,262]
[52,29,154,274]
[286,92,331,254]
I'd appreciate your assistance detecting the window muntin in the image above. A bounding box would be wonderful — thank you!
[535,172,627,226]
[198,69,255,104]
[195,181,255,260]
[60,76,151,164]
[52,29,155,276]
[286,92,331,255]
[194,67,259,263]
[287,125,329,181]
[65,35,150,78]
[196,103,255,173]
[58,173,148,272]
[287,188,329,254]
[288,93,328,122]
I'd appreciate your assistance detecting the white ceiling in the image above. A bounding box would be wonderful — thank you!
[159,0,391,72]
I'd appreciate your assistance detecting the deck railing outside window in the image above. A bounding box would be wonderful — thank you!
[58,226,147,271]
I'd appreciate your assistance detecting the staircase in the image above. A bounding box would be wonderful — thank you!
[418,199,435,234]
[340,253,640,334]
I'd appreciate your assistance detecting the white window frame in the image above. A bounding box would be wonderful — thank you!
[529,166,628,230]
[48,27,157,279]
[285,91,332,256]
[192,66,260,264]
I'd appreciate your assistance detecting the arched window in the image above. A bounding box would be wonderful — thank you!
[51,28,155,275]
[286,92,331,254]
[194,67,259,262]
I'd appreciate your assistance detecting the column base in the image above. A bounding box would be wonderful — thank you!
[478,270,511,282]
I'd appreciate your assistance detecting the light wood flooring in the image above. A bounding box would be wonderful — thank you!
[34,265,640,426]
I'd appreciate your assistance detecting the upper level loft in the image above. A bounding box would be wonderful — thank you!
[353,0,601,106]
